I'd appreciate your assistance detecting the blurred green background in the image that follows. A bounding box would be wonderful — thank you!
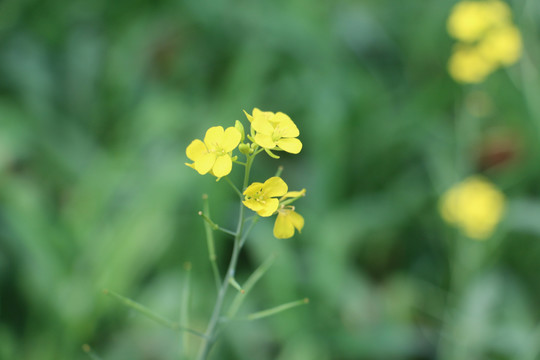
[2,0,540,359]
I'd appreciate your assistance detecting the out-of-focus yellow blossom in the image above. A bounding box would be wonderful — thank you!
[477,24,522,65]
[439,176,505,240]
[447,0,522,84]
[243,177,288,217]
[447,0,511,42]
[274,207,304,239]
[244,108,302,154]
[448,46,495,83]
[185,126,241,179]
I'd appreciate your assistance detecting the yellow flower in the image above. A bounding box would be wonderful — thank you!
[274,207,304,239]
[244,108,302,154]
[477,24,522,66]
[447,0,511,42]
[185,126,241,179]
[439,176,505,240]
[448,45,495,83]
[243,177,288,217]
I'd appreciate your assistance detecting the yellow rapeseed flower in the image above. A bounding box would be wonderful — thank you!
[244,108,302,154]
[274,207,304,239]
[447,0,522,84]
[185,126,241,179]
[477,24,522,65]
[243,177,288,217]
[448,45,495,83]
[447,0,511,42]
[439,176,505,240]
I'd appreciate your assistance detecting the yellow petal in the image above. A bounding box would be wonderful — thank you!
[243,109,254,123]
[288,211,304,232]
[243,182,264,196]
[204,126,225,150]
[257,198,279,217]
[277,138,302,154]
[252,117,274,135]
[221,127,241,152]
[186,139,207,161]
[193,152,216,174]
[283,189,306,198]
[243,198,264,212]
[263,177,288,197]
[213,155,233,178]
[253,108,275,122]
[274,113,299,137]
[254,133,276,149]
[273,212,295,239]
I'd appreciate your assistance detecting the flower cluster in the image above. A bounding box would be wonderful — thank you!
[186,108,305,239]
[439,176,505,240]
[447,0,522,84]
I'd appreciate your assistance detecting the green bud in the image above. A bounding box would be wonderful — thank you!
[239,143,251,155]
[235,120,245,142]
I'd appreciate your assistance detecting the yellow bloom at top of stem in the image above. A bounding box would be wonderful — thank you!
[244,108,302,154]
[447,0,511,42]
[477,24,522,65]
[185,126,241,179]
[274,206,304,239]
[243,177,288,217]
[439,176,505,240]
[448,45,495,84]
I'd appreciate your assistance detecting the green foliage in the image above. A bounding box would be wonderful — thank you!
[1,0,540,359]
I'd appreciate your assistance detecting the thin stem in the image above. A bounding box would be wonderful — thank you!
[202,196,221,291]
[239,216,259,248]
[199,211,237,237]
[227,253,277,318]
[246,298,309,321]
[103,289,206,338]
[197,152,256,360]
[224,176,243,198]
[180,262,192,358]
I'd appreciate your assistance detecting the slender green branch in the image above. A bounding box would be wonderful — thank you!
[197,152,256,360]
[239,216,259,248]
[202,196,222,291]
[224,176,243,198]
[228,277,245,294]
[227,253,277,318]
[180,262,192,357]
[274,165,284,177]
[103,289,207,339]
[199,211,237,237]
[246,298,309,321]
[232,160,246,166]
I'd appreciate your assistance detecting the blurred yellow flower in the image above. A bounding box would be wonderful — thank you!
[447,0,522,84]
[185,126,241,179]
[477,24,522,65]
[243,177,288,217]
[439,176,505,240]
[274,207,304,239]
[447,0,511,42]
[448,46,495,83]
[244,108,302,154]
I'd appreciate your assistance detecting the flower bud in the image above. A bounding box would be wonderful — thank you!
[235,120,245,142]
[239,143,251,155]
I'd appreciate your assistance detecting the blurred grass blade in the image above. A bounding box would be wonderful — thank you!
[103,289,206,338]
[202,194,222,291]
[227,253,276,318]
[247,298,309,321]
[180,262,192,357]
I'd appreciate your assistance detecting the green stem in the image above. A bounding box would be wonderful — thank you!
[103,289,206,338]
[202,196,222,291]
[224,176,243,198]
[197,153,255,360]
